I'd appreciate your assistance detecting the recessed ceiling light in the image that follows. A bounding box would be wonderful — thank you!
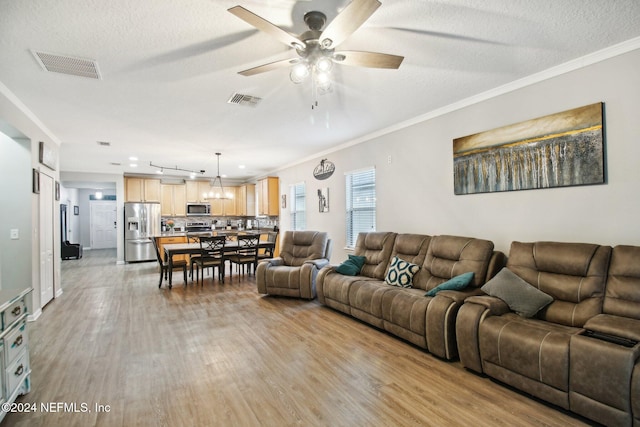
[130,163,138,168]
[238,165,246,169]
[129,156,138,161]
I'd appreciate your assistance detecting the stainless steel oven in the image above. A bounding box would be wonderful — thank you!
[186,203,211,216]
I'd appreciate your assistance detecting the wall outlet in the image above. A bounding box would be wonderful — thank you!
[10,229,19,240]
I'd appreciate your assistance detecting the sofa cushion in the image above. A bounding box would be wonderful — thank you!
[416,235,494,291]
[425,272,474,297]
[335,255,366,276]
[507,241,611,327]
[482,267,553,318]
[604,245,640,319]
[354,232,397,280]
[385,256,420,288]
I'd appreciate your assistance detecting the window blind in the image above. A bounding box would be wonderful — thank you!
[345,167,376,248]
[290,182,306,231]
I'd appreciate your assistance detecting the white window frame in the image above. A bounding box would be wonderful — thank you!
[290,182,306,231]
[345,167,376,248]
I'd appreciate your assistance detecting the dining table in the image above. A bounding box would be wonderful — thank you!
[161,233,274,287]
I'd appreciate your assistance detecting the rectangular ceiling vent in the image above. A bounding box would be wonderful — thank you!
[97,141,111,146]
[31,50,102,80]
[227,93,262,107]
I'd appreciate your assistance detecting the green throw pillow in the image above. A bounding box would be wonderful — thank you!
[481,267,554,317]
[385,256,420,288]
[335,255,366,276]
[425,272,475,297]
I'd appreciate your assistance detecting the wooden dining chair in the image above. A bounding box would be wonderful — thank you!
[152,237,187,289]
[257,231,278,262]
[192,235,226,285]
[226,234,260,280]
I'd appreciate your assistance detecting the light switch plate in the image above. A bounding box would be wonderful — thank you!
[10,229,19,240]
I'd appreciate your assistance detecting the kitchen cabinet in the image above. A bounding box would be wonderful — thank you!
[156,236,187,262]
[186,180,212,203]
[208,186,237,216]
[0,288,32,424]
[161,184,186,216]
[257,177,279,216]
[125,177,161,202]
[237,184,256,216]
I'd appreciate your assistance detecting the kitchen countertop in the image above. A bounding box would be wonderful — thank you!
[156,228,275,238]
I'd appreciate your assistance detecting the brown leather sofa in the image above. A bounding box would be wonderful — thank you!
[456,241,640,426]
[316,232,505,359]
[256,230,332,299]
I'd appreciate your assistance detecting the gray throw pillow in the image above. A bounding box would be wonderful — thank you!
[481,267,553,317]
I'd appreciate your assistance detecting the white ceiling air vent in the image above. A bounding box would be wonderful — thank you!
[97,141,111,146]
[31,50,101,79]
[227,93,262,107]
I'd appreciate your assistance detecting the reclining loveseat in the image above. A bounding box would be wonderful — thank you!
[456,241,640,426]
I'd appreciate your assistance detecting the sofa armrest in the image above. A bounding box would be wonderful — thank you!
[437,287,485,304]
[464,295,511,316]
[265,257,284,267]
[583,314,640,342]
[455,296,510,373]
[305,258,330,269]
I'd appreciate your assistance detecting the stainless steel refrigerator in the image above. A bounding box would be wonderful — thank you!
[124,202,161,262]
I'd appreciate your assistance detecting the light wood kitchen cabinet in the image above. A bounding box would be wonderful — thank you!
[186,180,212,203]
[125,177,161,202]
[208,186,237,215]
[161,184,186,216]
[257,177,279,216]
[224,186,237,216]
[156,236,187,262]
[237,184,256,216]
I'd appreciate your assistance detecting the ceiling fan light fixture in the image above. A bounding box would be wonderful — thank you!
[316,57,333,72]
[290,63,310,83]
[315,71,331,89]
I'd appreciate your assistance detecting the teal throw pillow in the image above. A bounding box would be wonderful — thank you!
[425,272,475,297]
[335,255,366,276]
[385,256,420,288]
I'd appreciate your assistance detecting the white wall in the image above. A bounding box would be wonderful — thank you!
[277,48,640,262]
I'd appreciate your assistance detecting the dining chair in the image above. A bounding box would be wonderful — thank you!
[226,234,260,280]
[152,237,187,289]
[257,231,278,262]
[186,234,201,280]
[192,235,226,285]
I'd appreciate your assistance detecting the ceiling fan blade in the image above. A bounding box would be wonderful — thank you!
[333,51,403,69]
[228,6,305,50]
[319,0,381,49]
[238,57,299,76]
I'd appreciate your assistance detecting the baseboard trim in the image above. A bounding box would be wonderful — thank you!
[28,309,42,322]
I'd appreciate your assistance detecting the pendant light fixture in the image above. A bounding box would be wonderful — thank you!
[205,153,234,200]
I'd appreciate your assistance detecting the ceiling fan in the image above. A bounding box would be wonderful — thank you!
[228,0,404,85]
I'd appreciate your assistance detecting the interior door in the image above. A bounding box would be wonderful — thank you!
[40,172,55,306]
[91,201,117,249]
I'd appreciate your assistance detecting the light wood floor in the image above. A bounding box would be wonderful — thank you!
[5,249,596,427]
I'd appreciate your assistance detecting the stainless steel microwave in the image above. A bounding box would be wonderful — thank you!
[186,203,211,216]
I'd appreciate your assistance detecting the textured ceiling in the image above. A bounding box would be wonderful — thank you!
[1,0,639,182]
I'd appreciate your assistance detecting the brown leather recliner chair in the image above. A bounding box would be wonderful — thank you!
[256,231,332,299]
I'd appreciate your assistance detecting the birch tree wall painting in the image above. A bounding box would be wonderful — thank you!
[453,103,605,195]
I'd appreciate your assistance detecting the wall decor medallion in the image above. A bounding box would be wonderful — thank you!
[313,159,335,180]
[453,102,605,195]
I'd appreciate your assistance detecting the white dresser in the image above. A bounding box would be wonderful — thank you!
[0,288,32,423]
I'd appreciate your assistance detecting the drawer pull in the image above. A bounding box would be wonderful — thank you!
[13,335,23,347]
[15,364,24,377]
[11,306,22,316]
